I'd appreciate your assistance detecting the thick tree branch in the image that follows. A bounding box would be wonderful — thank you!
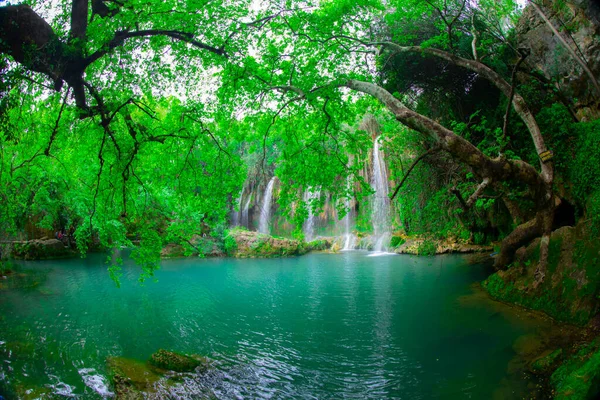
[471,13,479,61]
[345,79,545,191]
[0,5,65,86]
[70,0,89,43]
[84,29,227,68]
[466,177,491,207]
[364,40,553,184]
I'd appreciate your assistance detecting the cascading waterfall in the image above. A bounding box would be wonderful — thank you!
[231,193,242,227]
[303,188,321,242]
[371,137,391,252]
[341,177,356,250]
[241,195,251,229]
[259,177,276,234]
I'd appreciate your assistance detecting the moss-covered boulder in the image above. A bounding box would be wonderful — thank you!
[148,349,209,373]
[107,356,161,399]
[227,230,309,258]
[550,339,600,400]
[107,351,210,399]
[483,222,600,325]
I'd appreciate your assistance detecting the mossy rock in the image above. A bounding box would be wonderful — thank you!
[483,223,600,325]
[531,348,563,374]
[551,340,600,400]
[112,374,145,400]
[107,356,161,399]
[148,349,209,373]
[229,230,307,258]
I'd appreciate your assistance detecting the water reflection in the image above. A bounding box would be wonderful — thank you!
[0,253,547,399]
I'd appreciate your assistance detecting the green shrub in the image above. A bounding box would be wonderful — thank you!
[389,236,406,248]
[473,232,485,245]
[223,232,238,256]
[417,239,437,255]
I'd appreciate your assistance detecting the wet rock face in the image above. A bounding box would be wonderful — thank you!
[517,0,600,119]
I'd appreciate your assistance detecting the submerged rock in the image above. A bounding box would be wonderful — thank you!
[107,356,161,398]
[108,350,212,399]
[148,349,209,373]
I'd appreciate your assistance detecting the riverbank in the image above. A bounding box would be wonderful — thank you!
[481,220,600,399]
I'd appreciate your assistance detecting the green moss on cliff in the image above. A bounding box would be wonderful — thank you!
[484,273,590,325]
[550,339,600,400]
[483,224,600,325]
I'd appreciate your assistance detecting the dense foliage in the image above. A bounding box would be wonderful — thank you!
[0,0,598,279]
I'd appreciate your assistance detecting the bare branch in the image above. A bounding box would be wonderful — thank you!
[465,177,491,208]
[390,146,441,201]
[45,87,71,156]
[502,50,528,145]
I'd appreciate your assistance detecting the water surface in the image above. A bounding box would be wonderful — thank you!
[0,252,541,399]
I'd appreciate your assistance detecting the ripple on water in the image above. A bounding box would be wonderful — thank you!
[0,253,551,399]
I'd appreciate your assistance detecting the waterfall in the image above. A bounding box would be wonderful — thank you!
[371,137,391,252]
[303,187,321,242]
[241,195,251,229]
[341,177,356,250]
[231,193,242,227]
[259,177,276,234]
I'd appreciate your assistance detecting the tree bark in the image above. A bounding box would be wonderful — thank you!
[0,5,65,86]
[70,0,89,43]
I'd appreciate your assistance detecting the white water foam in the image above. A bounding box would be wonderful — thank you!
[79,368,114,398]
